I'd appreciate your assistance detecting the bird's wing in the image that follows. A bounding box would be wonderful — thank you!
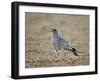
[58,36,69,49]
[52,36,61,50]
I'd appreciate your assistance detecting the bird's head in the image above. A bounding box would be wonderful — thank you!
[51,28,58,37]
[51,29,57,33]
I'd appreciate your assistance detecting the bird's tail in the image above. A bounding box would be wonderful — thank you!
[71,47,78,56]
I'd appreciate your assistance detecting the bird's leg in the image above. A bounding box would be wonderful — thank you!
[61,48,64,54]
[54,48,59,57]
[61,48,66,56]
[64,50,67,56]
[63,50,66,58]
[57,50,60,56]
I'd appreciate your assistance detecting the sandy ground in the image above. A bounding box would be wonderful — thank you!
[25,12,89,68]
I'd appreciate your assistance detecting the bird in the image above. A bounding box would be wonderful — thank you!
[51,28,78,56]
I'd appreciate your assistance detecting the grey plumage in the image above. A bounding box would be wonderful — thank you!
[51,28,78,56]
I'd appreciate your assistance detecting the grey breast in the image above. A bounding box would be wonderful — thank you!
[52,29,69,50]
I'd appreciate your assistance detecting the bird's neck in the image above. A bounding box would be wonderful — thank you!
[52,32,59,39]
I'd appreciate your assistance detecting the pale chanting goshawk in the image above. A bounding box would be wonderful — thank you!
[51,28,78,56]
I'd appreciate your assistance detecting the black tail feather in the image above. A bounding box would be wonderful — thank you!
[64,47,78,56]
[71,47,78,56]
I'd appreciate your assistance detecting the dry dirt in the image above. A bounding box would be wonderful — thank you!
[25,12,89,68]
